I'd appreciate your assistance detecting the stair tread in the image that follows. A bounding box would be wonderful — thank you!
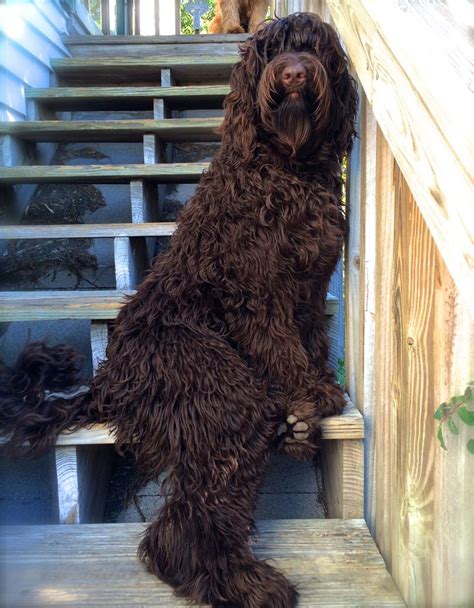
[1,519,403,606]
[53,398,362,445]
[0,291,338,321]
[0,163,208,184]
[0,118,222,142]
[52,55,238,84]
[26,85,230,110]
[63,34,248,44]
[0,222,177,239]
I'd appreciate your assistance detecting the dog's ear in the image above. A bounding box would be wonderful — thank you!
[218,37,263,163]
[314,22,358,159]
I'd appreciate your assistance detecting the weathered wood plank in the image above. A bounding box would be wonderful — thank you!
[52,55,238,84]
[66,42,242,58]
[345,87,363,412]
[63,34,247,44]
[55,446,80,524]
[0,290,134,321]
[130,182,159,223]
[0,222,177,239]
[26,85,230,111]
[90,321,108,372]
[0,163,208,184]
[114,236,148,289]
[320,438,364,518]
[0,118,222,143]
[1,520,404,606]
[326,0,474,299]
[0,291,337,322]
[51,399,362,446]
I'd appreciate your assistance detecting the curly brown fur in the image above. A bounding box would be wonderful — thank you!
[209,0,269,34]
[0,13,357,607]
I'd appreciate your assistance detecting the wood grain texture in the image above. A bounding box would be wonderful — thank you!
[0,162,209,184]
[1,520,404,607]
[0,118,223,143]
[345,88,363,412]
[66,42,240,58]
[0,291,337,322]
[52,55,238,84]
[63,34,247,44]
[114,236,148,289]
[55,447,80,524]
[49,399,363,446]
[130,182,160,223]
[0,222,176,239]
[90,321,108,373]
[26,85,229,111]
[326,0,474,300]
[320,438,364,518]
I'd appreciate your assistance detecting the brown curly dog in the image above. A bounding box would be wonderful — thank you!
[209,0,269,34]
[0,13,357,608]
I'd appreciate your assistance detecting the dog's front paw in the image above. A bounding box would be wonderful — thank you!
[276,403,321,461]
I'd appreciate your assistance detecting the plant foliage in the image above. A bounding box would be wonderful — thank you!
[434,381,474,454]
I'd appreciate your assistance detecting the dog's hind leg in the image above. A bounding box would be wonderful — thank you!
[137,327,298,608]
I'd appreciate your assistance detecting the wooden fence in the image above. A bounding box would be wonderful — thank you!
[287,1,473,606]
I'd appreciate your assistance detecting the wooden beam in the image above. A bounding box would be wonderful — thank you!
[0,118,222,143]
[0,291,339,321]
[0,222,176,239]
[0,163,208,184]
[327,0,474,301]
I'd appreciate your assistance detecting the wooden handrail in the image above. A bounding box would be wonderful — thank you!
[327,0,473,300]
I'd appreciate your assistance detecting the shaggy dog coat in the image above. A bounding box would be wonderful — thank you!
[209,0,269,34]
[0,13,357,608]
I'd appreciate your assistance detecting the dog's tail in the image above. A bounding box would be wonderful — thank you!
[0,342,96,458]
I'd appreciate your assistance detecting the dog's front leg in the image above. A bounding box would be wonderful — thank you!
[136,326,298,608]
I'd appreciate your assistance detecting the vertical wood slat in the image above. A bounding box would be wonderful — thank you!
[55,322,114,525]
[345,90,363,411]
[114,236,148,289]
[100,0,110,35]
[320,438,364,518]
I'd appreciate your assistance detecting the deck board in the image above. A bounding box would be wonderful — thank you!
[0,163,208,184]
[52,55,238,84]
[0,118,222,143]
[0,291,338,321]
[1,520,404,606]
[26,85,230,111]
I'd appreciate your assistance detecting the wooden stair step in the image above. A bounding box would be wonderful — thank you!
[0,118,223,143]
[0,222,177,239]
[0,291,339,321]
[51,56,238,84]
[0,163,208,184]
[26,85,230,111]
[64,34,245,59]
[54,399,363,446]
[63,34,248,45]
[1,520,404,606]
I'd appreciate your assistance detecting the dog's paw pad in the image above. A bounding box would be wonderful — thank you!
[286,414,298,425]
[293,421,309,432]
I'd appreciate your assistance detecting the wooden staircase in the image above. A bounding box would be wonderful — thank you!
[0,34,403,606]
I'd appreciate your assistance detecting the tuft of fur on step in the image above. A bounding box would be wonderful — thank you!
[209,0,269,34]
[1,13,357,608]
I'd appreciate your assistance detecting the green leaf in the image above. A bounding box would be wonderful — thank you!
[434,403,447,421]
[447,417,459,435]
[468,380,474,386]
[464,386,472,400]
[437,424,447,450]
[451,395,464,405]
[467,440,474,455]
[458,406,474,426]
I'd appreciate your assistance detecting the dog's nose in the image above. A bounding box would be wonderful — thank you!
[281,63,307,87]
